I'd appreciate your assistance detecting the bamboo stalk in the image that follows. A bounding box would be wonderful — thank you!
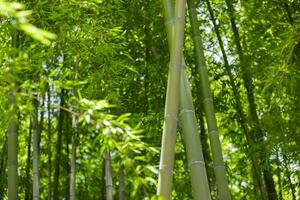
[204,1,267,199]
[157,0,186,199]
[118,166,125,200]
[33,96,40,200]
[224,0,278,199]
[70,114,77,200]
[179,69,212,200]
[105,150,114,200]
[187,0,231,199]
[8,26,19,200]
[46,87,52,200]
[161,0,212,199]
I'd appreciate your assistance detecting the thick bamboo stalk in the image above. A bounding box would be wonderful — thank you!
[187,0,231,199]
[161,0,211,199]
[104,150,114,200]
[33,96,40,200]
[179,69,212,200]
[157,0,186,199]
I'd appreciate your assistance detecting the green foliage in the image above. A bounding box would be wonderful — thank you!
[0,0,300,199]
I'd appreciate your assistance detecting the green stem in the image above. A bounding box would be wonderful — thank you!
[187,0,231,199]
[8,27,19,200]
[157,0,186,199]
[204,1,267,199]
[32,96,40,200]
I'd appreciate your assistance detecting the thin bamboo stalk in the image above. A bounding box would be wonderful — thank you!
[8,27,19,200]
[25,122,32,200]
[33,96,40,200]
[0,138,7,199]
[224,1,278,199]
[187,0,231,199]
[104,150,114,200]
[157,0,186,199]
[46,87,52,200]
[204,1,267,199]
[118,166,125,200]
[70,114,77,200]
[53,90,65,200]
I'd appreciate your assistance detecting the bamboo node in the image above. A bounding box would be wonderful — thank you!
[164,114,178,122]
[165,19,174,26]
[179,109,195,116]
[202,97,213,103]
[159,165,173,174]
[174,16,185,23]
[169,62,182,69]
[189,160,205,168]
[213,164,225,169]
[208,129,218,135]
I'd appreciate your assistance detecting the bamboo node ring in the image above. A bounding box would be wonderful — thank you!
[174,16,185,23]
[159,165,173,174]
[164,114,178,122]
[208,129,218,135]
[169,63,182,69]
[213,164,225,169]
[179,109,195,116]
[165,19,174,25]
[189,160,205,168]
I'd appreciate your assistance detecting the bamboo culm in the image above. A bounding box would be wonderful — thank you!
[104,150,114,200]
[8,26,19,200]
[187,0,232,199]
[118,166,125,200]
[205,1,267,199]
[70,114,77,200]
[161,0,212,199]
[224,0,278,199]
[33,96,40,200]
[157,0,187,199]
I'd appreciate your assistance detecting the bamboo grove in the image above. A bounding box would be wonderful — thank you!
[0,0,299,199]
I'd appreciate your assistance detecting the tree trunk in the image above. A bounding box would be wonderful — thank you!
[104,150,114,200]
[187,0,231,199]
